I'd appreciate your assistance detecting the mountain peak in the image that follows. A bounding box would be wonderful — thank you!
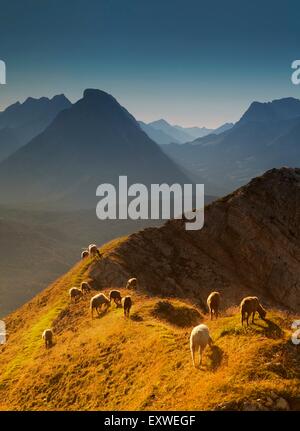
[83,88,115,101]
[51,94,70,103]
[238,97,300,124]
[150,119,171,127]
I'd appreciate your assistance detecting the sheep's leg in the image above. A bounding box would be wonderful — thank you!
[190,344,196,367]
[252,311,255,323]
[199,346,204,366]
[246,313,249,326]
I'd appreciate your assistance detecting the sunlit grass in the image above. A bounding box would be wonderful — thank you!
[0,243,299,410]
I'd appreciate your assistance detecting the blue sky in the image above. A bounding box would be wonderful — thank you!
[0,0,299,127]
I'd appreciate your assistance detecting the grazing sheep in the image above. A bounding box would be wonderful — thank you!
[190,324,212,367]
[90,293,110,318]
[88,244,102,258]
[207,291,221,320]
[122,296,132,318]
[42,329,53,349]
[81,281,91,294]
[126,278,137,290]
[81,250,89,259]
[109,290,122,306]
[69,287,83,302]
[240,296,267,326]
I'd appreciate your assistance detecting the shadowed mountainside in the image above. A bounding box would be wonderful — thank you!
[87,168,300,312]
[162,98,300,193]
[0,95,71,162]
[0,89,190,209]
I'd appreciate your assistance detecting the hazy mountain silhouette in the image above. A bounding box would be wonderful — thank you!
[162,98,300,192]
[173,123,233,139]
[147,119,192,143]
[212,122,234,134]
[0,89,191,208]
[138,120,180,145]
[0,94,71,161]
[141,118,234,145]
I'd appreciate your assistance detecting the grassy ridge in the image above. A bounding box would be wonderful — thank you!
[0,243,299,410]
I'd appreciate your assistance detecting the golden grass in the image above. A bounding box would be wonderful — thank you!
[0,252,299,410]
[0,246,300,410]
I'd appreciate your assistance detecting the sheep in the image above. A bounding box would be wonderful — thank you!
[81,250,89,259]
[81,281,91,294]
[90,293,110,318]
[122,296,132,318]
[126,277,137,290]
[190,324,213,367]
[109,290,122,306]
[240,296,267,326]
[69,287,83,302]
[42,329,53,349]
[88,244,102,259]
[207,291,221,320]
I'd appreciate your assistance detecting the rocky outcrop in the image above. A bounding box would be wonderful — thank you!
[89,168,300,311]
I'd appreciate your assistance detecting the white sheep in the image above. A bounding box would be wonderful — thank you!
[81,281,91,294]
[69,287,83,302]
[240,296,267,326]
[90,293,110,318]
[88,244,102,258]
[42,329,53,349]
[122,295,132,318]
[207,291,221,320]
[190,324,213,367]
[81,250,89,259]
[126,277,138,290]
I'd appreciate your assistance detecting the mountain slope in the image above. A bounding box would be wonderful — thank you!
[0,89,190,208]
[162,98,300,192]
[0,95,71,161]
[87,168,300,312]
[0,215,76,315]
[0,127,20,161]
[0,206,166,316]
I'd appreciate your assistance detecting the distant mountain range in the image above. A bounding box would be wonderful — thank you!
[162,97,300,193]
[1,92,300,201]
[139,118,233,145]
[0,95,71,162]
[0,89,190,209]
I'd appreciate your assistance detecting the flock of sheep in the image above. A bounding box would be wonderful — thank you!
[42,244,268,370]
[191,292,267,367]
[42,243,137,350]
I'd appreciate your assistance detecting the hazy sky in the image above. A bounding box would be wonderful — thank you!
[0,0,300,127]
